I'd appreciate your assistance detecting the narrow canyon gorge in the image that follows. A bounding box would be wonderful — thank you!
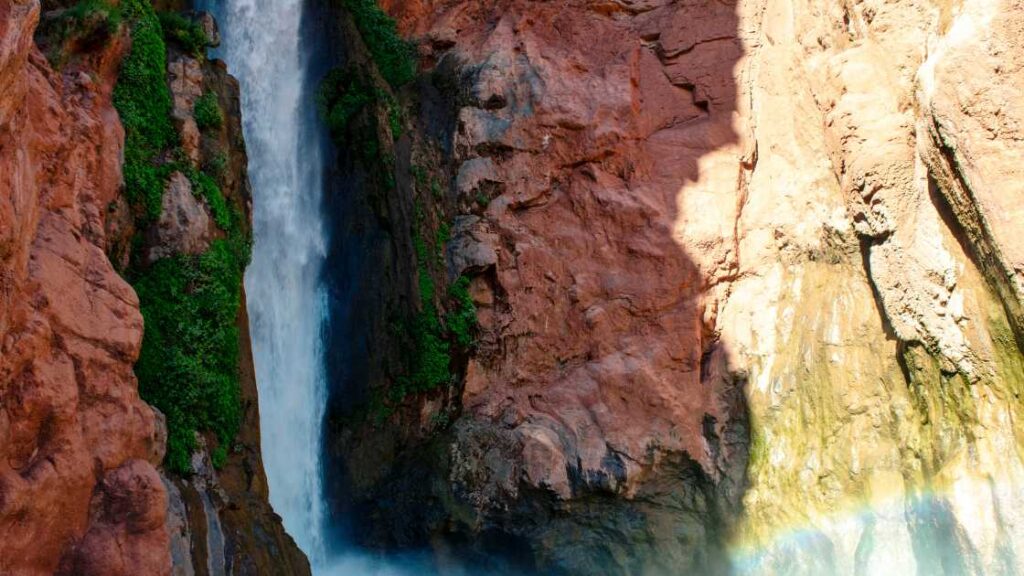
[1,0,1023,573]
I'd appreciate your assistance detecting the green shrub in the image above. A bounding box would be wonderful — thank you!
[114,0,177,222]
[50,0,122,55]
[116,0,247,474]
[211,445,228,469]
[410,164,428,188]
[190,170,232,230]
[133,236,248,473]
[317,68,375,142]
[158,11,208,56]
[193,92,223,131]
[204,151,228,181]
[447,275,477,349]
[386,98,403,140]
[342,0,416,87]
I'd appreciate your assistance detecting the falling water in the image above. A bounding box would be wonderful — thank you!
[202,0,330,566]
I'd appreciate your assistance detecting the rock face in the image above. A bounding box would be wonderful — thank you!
[324,0,1024,573]
[147,171,213,262]
[0,2,307,574]
[0,0,169,573]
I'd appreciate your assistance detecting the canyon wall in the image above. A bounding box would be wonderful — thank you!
[0,0,307,573]
[325,0,1024,573]
[0,0,170,572]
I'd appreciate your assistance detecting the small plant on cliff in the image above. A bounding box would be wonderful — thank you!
[193,92,223,131]
[386,96,404,140]
[158,11,209,56]
[342,0,416,87]
[317,67,377,145]
[447,275,477,349]
[41,0,123,65]
[211,445,228,469]
[189,169,232,230]
[204,150,229,181]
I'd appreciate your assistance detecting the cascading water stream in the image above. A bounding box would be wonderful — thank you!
[202,0,330,567]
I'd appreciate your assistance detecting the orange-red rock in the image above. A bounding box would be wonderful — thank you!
[384,0,746,505]
[0,1,169,573]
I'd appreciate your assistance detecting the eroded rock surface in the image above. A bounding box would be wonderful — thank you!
[0,3,308,574]
[147,171,214,262]
[0,0,169,572]
[332,0,1024,572]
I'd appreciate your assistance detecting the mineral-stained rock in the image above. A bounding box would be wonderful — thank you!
[332,0,1024,572]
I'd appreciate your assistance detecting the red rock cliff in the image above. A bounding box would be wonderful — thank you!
[326,0,1024,572]
[0,1,308,574]
[0,0,170,573]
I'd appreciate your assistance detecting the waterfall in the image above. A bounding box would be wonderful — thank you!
[203,0,330,566]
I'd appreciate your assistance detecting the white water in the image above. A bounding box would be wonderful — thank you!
[206,0,330,566]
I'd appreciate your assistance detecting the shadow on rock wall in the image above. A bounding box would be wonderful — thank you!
[320,0,752,574]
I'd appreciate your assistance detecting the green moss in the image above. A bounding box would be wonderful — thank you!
[132,234,248,473]
[447,276,477,349]
[193,92,223,131]
[115,0,177,222]
[317,67,375,142]
[211,445,228,469]
[114,1,248,474]
[390,221,475,404]
[157,11,208,56]
[342,0,416,87]
[46,0,122,62]
[189,170,232,230]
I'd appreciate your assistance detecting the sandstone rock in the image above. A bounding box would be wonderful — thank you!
[371,0,1024,572]
[917,0,1024,337]
[445,215,497,279]
[0,3,308,575]
[0,2,167,572]
[162,475,196,576]
[168,54,204,165]
[147,171,213,263]
[57,460,172,576]
[454,156,501,202]
[191,11,220,49]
